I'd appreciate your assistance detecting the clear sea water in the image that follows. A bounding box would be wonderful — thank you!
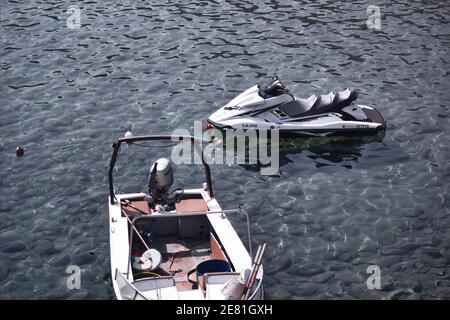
[1,0,449,299]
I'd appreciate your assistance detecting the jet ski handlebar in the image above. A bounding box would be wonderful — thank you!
[259,76,289,97]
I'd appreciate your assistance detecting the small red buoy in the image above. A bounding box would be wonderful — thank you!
[16,146,24,157]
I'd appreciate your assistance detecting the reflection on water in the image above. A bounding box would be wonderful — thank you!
[278,133,386,170]
[1,0,449,300]
[210,131,387,174]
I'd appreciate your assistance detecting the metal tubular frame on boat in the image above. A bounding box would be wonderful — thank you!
[247,276,263,300]
[115,268,149,300]
[109,135,214,205]
[126,208,247,278]
[242,210,253,259]
[242,243,266,300]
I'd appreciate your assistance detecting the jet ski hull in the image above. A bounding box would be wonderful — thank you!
[207,76,386,138]
[207,106,386,138]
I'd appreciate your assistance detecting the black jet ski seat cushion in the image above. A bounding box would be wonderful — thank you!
[331,89,358,109]
[278,96,317,117]
[314,92,335,111]
[278,89,358,117]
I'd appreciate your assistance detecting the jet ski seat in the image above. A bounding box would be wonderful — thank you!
[278,96,317,117]
[329,89,358,109]
[314,93,336,111]
[278,89,357,117]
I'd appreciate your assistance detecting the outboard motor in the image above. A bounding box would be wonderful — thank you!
[147,158,183,210]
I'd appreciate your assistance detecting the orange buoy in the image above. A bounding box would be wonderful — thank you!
[204,122,214,130]
[16,146,24,157]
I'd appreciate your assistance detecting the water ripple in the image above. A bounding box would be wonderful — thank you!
[0,0,449,300]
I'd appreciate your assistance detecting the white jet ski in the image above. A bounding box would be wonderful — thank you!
[207,75,386,137]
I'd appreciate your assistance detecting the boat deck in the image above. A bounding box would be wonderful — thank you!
[125,196,232,293]
[151,238,211,291]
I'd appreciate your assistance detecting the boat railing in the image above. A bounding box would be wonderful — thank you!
[131,208,243,219]
[126,208,253,277]
[247,275,264,300]
[115,269,149,300]
[109,135,214,205]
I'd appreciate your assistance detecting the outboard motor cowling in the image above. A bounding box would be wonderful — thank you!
[148,158,173,194]
[147,158,183,210]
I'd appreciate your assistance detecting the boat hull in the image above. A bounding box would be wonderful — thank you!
[109,191,264,300]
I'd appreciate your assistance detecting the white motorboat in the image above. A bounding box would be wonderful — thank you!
[108,135,264,300]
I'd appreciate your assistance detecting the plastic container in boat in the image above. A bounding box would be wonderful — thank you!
[187,259,231,290]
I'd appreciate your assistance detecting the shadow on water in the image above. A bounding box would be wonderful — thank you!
[210,130,391,175]
[276,132,387,170]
